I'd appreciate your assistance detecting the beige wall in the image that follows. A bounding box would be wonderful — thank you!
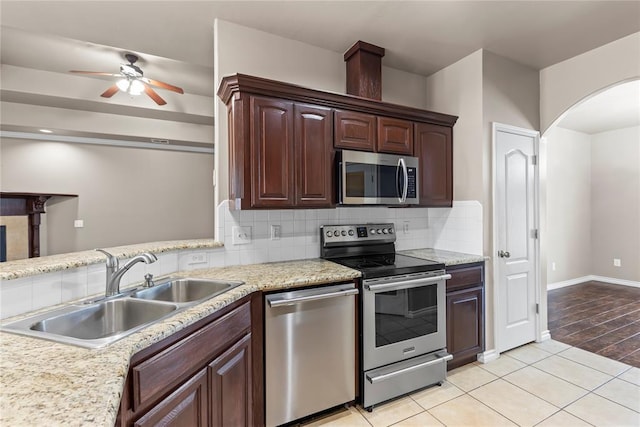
[425,49,541,351]
[213,19,428,238]
[1,138,214,255]
[591,126,640,281]
[424,50,484,202]
[545,127,592,283]
[540,32,640,133]
[545,125,640,284]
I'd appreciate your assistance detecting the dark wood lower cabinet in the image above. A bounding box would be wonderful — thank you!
[134,369,208,427]
[446,263,485,370]
[209,334,252,427]
[117,294,263,427]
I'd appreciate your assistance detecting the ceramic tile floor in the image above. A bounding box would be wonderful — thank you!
[302,340,640,427]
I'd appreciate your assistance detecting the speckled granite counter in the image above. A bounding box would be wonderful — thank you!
[0,259,360,426]
[400,248,486,266]
[0,239,222,281]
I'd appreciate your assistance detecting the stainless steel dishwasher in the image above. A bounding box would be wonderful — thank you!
[265,283,358,427]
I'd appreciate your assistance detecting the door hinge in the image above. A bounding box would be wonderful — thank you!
[531,155,538,165]
[531,229,539,239]
[536,303,539,314]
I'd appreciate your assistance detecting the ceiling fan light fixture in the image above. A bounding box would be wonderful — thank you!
[116,78,130,92]
[129,79,145,95]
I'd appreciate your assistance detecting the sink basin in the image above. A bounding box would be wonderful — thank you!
[131,278,243,304]
[2,298,178,348]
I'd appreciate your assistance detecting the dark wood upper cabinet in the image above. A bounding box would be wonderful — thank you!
[334,110,376,151]
[414,123,453,207]
[377,117,413,155]
[295,104,334,207]
[250,96,295,207]
[218,74,457,209]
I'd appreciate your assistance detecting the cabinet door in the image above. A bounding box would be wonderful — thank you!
[134,369,208,427]
[334,110,376,151]
[295,104,334,207]
[377,117,413,155]
[250,96,295,207]
[414,123,453,207]
[446,286,484,370]
[209,333,252,427]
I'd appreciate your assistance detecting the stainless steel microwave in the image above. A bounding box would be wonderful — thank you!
[337,150,419,205]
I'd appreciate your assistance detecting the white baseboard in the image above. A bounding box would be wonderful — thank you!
[538,330,551,342]
[547,275,640,290]
[477,349,499,364]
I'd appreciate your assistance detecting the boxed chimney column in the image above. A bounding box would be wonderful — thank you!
[344,41,385,101]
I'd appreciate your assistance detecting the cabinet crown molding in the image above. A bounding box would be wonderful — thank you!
[217,74,458,127]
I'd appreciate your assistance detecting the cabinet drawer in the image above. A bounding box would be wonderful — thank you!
[132,302,251,410]
[446,264,483,292]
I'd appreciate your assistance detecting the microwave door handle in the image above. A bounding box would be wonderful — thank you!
[399,158,408,203]
[396,158,402,202]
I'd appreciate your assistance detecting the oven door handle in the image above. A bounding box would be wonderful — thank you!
[366,352,453,384]
[365,274,451,292]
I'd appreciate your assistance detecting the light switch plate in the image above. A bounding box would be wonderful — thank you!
[232,226,252,245]
[74,220,84,228]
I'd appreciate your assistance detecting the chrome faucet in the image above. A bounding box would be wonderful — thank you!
[96,249,158,297]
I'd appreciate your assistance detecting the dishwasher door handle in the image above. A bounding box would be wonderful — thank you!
[267,288,359,307]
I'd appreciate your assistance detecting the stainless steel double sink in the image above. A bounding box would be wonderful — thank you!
[1,278,243,349]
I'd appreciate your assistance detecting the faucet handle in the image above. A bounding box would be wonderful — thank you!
[144,273,155,288]
[96,249,119,269]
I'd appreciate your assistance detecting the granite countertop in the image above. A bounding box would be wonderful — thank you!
[0,239,223,281]
[0,259,360,426]
[400,248,486,266]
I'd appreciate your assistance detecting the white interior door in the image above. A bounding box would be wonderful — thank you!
[494,123,539,353]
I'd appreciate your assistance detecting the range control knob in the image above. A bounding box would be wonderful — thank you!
[341,230,347,236]
[382,228,388,234]
[348,230,355,236]
[376,229,382,234]
[370,229,376,235]
[326,230,333,237]
[388,228,394,234]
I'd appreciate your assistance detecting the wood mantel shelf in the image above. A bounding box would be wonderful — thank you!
[0,192,78,258]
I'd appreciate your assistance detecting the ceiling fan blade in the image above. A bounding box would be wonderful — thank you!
[101,84,120,98]
[144,85,167,105]
[70,70,120,77]
[141,77,184,94]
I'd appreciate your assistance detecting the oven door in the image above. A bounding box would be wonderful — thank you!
[362,271,450,370]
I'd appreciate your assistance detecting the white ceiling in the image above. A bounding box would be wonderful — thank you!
[2,1,639,77]
[1,1,639,140]
[557,80,640,135]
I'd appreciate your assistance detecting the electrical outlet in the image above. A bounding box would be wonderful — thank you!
[613,258,621,267]
[552,262,556,271]
[270,224,281,240]
[232,226,252,245]
[74,219,84,228]
[187,253,207,265]
[403,221,410,234]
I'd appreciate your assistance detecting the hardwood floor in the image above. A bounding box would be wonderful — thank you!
[548,281,640,367]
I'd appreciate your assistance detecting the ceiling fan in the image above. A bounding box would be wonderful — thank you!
[70,53,184,106]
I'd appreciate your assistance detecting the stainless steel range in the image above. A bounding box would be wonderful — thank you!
[321,223,452,410]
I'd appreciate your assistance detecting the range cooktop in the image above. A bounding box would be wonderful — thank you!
[320,223,444,279]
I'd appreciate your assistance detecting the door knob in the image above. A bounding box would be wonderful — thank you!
[498,250,511,258]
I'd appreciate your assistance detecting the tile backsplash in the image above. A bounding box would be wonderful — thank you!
[218,199,483,263]
[0,201,482,319]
